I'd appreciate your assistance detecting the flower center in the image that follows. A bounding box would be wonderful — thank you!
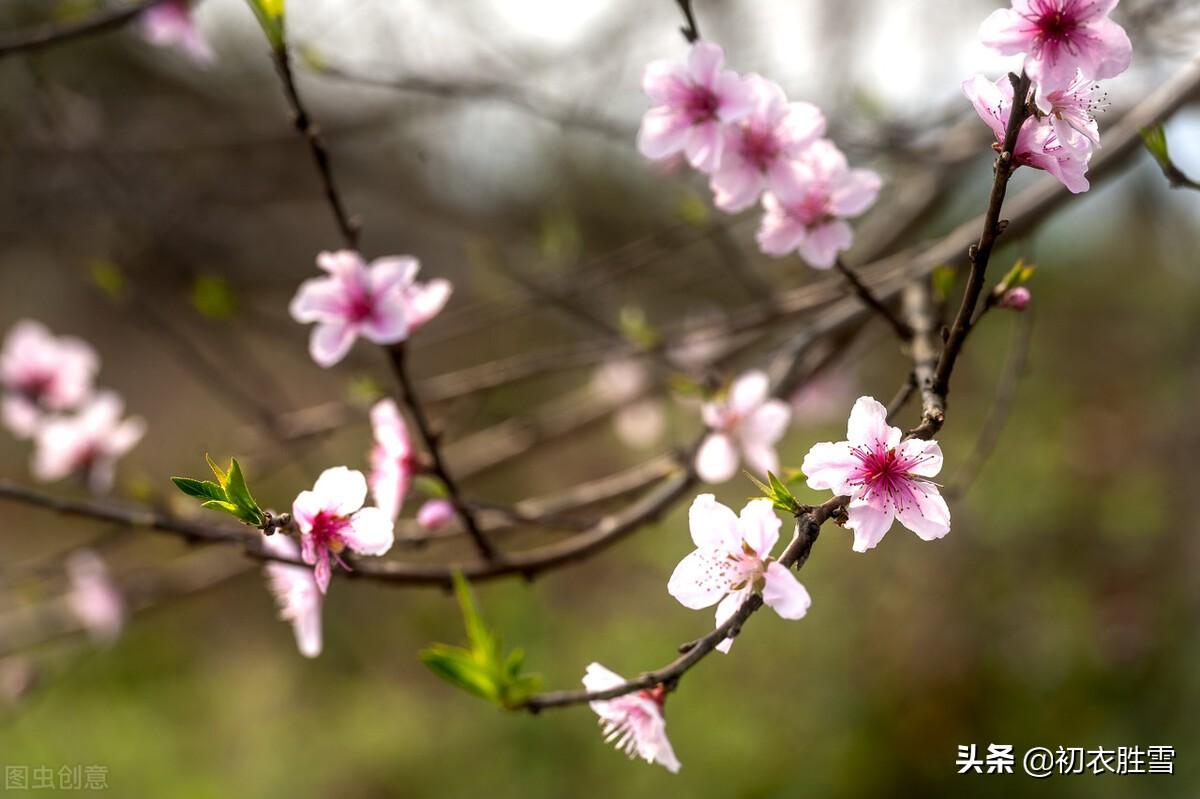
[308,511,351,554]
[16,370,55,402]
[683,86,720,124]
[785,188,831,227]
[739,125,779,171]
[849,445,924,512]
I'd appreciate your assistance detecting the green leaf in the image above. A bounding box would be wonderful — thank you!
[453,572,498,662]
[1141,124,1170,168]
[414,475,449,500]
[419,645,499,702]
[225,458,263,526]
[171,477,227,503]
[201,499,241,516]
[500,672,544,709]
[243,0,285,48]
[190,275,238,320]
[206,453,229,488]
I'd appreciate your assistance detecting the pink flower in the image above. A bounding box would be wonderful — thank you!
[999,286,1032,309]
[756,140,882,268]
[801,396,950,553]
[962,74,1091,193]
[709,75,826,212]
[1,320,98,438]
[668,495,811,653]
[65,550,124,646]
[368,399,416,521]
[401,277,452,331]
[262,533,323,658]
[293,466,394,593]
[695,370,791,483]
[582,663,681,773]
[141,0,214,65]
[32,392,145,494]
[416,498,455,532]
[638,41,756,173]
[979,0,1131,92]
[1035,72,1104,151]
[289,251,418,368]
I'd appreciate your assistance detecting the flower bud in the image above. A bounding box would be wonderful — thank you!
[998,286,1030,310]
[416,498,455,532]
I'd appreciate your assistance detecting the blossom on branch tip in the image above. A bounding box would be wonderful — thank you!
[262,533,323,658]
[141,0,214,65]
[979,0,1131,92]
[289,251,419,368]
[293,466,395,593]
[695,370,791,483]
[582,663,681,773]
[708,75,826,212]
[756,140,882,268]
[1,320,98,439]
[65,550,124,646]
[668,495,811,653]
[638,41,756,173]
[1035,72,1105,152]
[801,396,950,553]
[32,391,145,495]
[962,74,1091,193]
[369,399,416,521]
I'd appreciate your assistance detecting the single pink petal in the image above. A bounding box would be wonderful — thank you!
[778,101,826,154]
[713,589,748,653]
[797,219,853,269]
[977,8,1029,54]
[311,466,368,516]
[713,71,757,122]
[740,400,790,446]
[316,249,364,275]
[291,490,323,533]
[687,493,740,549]
[668,549,736,609]
[642,58,689,104]
[737,499,780,560]
[288,277,342,323]
[895,438,944,478]
[313,552,332,594]
[740,441,780,479]
[710,154,765,212]
[829,168,882,218]
[846,396,899,450]
[1078,17,1132,81]
[695,431,739,483]
[845,500,895,552]
[637,107,690,160]
[405,279,453,329]
[801,441,858,494]
[684,120,724,173]
[368,256,420,296]
[961,74,1009,142]
[756,198,808,257]
[343,506,395,556]
[309,321,357,368]
[762,561,811,619]
[687,40,725,87]
[358,303,409,345]
[895,482,951,541]
[728,370,770,416]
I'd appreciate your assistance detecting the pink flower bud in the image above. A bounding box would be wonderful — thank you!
[998,286,1031,310]
[417,499,455,532]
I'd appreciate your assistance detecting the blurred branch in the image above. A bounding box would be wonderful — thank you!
[0,0,171,59]
[834,257,911,341]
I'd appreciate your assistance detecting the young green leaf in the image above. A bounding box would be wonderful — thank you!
[171,477,227,503]
[225,458,263,525]
[419,645,499,703]
[205,453,229,488]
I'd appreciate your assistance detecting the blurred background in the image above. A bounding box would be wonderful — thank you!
[1,0,1199,796]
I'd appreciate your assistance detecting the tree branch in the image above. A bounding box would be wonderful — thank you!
[0,0,172,59]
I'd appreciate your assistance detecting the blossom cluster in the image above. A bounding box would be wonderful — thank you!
[1,320,144,495]
[966,0,1132,193]
[637,41,881,269]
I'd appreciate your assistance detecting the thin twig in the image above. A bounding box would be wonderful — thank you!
[0,0,171,58]
[834,257,912,341]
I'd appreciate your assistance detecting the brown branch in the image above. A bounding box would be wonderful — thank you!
[0,0,172,58]
[674,0,701,43]
[901,279,944,434]
[386,343,497,561]
[521,496,847,711]
[908,71,1032,440]
[834,257,912,341]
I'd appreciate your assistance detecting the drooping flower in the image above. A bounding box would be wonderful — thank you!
[65,550,124,646]
[416,498,455,532]
[262,533,323,658]
[638,41,756,173]
[801,396,950,553]
[709,75,826,212]
[141,0,214,65]
[289,251,418,368]
[401,277,453,331]
[582,663,681,773]
[1035,72,1104,151]
[1,320,98,439]
[962,73,1091,193]
[368,399,416,521]
[979,0,1131,92]
[756,139,882,268]
[32,392,145,494]
[695,370,791,483]
[668,495,811,653]
[292,466,395,593]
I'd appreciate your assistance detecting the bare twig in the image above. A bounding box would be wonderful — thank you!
[834,257,912,341]
[0,0,171,59]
